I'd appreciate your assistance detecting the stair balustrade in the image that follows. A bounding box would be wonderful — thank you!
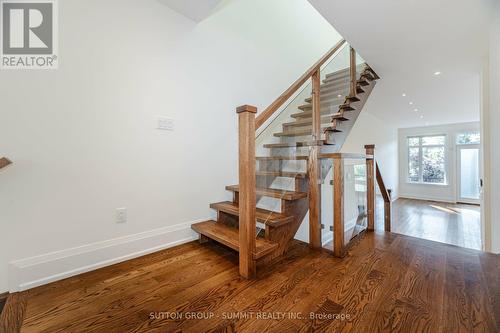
[192,38,381,277]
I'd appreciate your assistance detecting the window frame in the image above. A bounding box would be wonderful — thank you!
[407,135,448,185]
[456,131,481,145]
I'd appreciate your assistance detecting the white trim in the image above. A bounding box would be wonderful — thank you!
[398,194,456,204]
[406,134,448,185]
[456,144,481,205]
[8,220,201,292]
[322,231,333,246]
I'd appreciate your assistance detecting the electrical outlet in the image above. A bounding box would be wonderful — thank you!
[158,117,174,131]
[116,208,127,223]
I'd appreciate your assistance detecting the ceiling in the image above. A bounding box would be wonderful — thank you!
[157,0,224,22]
[308,0,491,128]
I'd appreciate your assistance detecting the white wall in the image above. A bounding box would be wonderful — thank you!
[398,122,480,203]
[483,1,500,253]
[0,0,341,292]
[341,111,399,200]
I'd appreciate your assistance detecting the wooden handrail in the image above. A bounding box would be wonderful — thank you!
[0,157,12,170]
[376,162,392,232]
[376,162,390,203]
[255,39,347,129]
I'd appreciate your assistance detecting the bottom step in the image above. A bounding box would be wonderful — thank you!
[191,220,279,259]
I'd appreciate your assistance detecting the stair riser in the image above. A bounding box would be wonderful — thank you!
[298,102,344,111]
[258,160,307,175]
[282,114,346,129]
[318,86,364,99]
[324,65,366,80]
[304,95,345,104]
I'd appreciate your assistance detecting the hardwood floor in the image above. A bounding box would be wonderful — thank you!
[381,198,482,250]
[1,231,498,332]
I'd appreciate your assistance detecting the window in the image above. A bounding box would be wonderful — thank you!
[457,132,480,145]
[407,135,446,184]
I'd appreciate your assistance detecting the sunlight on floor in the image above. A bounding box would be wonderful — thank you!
[388,199,482,251]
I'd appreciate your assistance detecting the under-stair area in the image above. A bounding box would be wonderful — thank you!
[191,39,390,277]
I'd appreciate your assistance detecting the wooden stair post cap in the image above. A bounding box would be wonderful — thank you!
[365,145,375,156]
[0,157,12,169]
[236,105,257,114]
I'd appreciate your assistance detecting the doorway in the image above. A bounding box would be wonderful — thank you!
[457,145,481,204]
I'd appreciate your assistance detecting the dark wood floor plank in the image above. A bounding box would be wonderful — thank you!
[2,204,496,333]
[335,236,416,332]
[479,252,500,330]
[442,251,470,332]
[463,252,498,332]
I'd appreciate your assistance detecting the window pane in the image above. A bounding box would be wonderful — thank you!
[457,132,480,145]
[460,148,480,199]
[422,136,445,146]
[408,137,420,146]
[422,147,445,183]
[408,147,420,182]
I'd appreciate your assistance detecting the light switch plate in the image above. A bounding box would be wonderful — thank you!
[116,208,127,223]
[158,117,174,131]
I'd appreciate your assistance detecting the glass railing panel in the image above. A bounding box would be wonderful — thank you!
[320,158,334,251]
[318,43,351,117]
[254,79,312,217]
[356,52,367,81]
[343,158,368,243]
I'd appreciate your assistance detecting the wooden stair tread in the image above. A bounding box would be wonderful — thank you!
[305,95,344,103]
[324,64,366,79]
[283,114,346,127]
[292,106,345,117]
[298,103,344,112]
[263,140,325,148]
[226,185,307,200]
[256,170,307,178]
[274,126,337,137]
[256,156,308,161]
[210,201,294,227]
[191,220,278,259]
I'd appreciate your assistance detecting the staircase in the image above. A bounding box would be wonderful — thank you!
[191,40,380,277]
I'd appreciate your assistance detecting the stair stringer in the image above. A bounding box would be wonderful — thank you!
[259,77,378,259]
[322,77,377,154]
[258,179,309,264]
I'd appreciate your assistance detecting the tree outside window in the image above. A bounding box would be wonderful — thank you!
[407,135,446,184]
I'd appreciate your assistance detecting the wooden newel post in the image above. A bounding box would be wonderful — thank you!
[308,70,322,249]
[333,157,345,257]
[236,105,257,279]
[364,145,375,231]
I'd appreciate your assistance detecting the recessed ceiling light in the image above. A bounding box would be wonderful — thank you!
[337,94,342,98]
[420,115,424,119]
[414,108,419,112]
[409,102,413,105]
[434,71,441,76]
[402,93,406,97]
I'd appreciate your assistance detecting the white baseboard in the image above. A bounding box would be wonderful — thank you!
[8,220,201,292]
[322,231,333,246]
[398,194,456,204]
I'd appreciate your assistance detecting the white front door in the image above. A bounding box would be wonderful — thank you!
[457,144,481,204]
